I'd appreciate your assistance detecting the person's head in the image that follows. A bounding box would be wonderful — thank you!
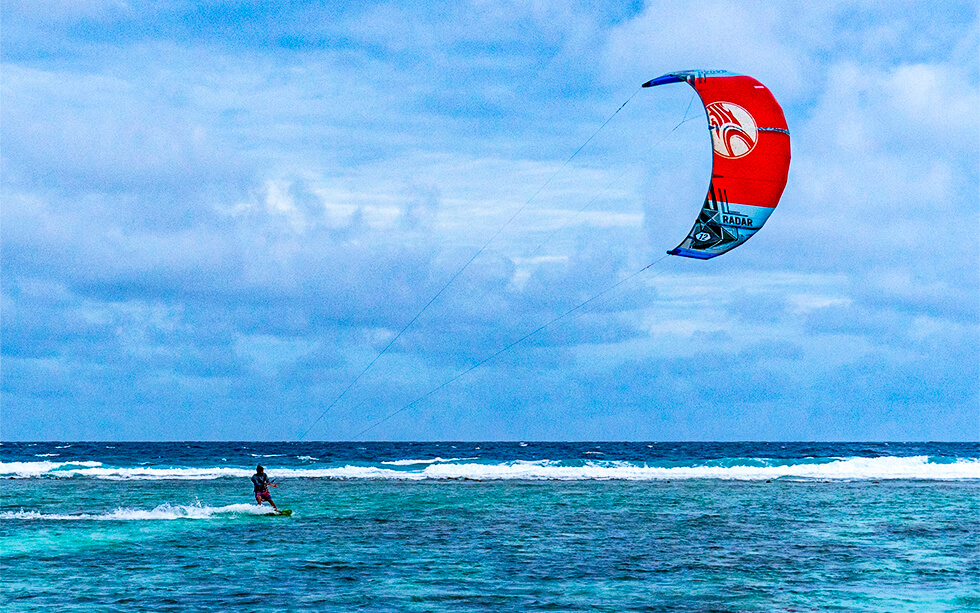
[256,465,264,473]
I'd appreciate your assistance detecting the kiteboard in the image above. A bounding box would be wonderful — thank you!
[263,509,292,516]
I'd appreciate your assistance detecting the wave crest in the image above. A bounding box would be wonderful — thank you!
[2,456,977,481]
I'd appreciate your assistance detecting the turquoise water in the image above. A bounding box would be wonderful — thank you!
[2,443,978,611]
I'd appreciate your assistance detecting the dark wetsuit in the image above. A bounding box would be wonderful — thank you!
[252,472,273,502]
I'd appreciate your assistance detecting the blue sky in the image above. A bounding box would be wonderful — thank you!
[2,1,977,441]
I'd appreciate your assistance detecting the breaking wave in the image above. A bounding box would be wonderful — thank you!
[381,457,480,466]
[2,456,978,481]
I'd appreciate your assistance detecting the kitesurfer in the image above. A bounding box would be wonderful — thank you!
[251,465,279,512]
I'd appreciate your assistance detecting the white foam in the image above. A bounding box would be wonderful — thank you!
[1,456,976,482]
[0,461,247,480]
[0,503,278,521]
[381,457,479,466]
[304,456,980,481]
[428,456,980,482]
[75,466,252,480]
[0,460,103,477]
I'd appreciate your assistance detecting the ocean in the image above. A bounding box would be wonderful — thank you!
[1,442,978,612]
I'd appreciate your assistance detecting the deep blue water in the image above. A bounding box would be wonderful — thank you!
[2,442,978,612]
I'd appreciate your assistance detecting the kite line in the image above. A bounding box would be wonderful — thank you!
[346,254,672,440]
[298,88,643,440]
[525,90,700,260]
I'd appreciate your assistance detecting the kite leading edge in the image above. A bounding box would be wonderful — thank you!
[643,70,791,259]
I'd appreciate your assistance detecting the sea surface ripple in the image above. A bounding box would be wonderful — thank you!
[1,442,977,612]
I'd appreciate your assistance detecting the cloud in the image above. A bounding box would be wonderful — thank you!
[603,0,822,98]
[1,1,977,440]
[1,64,239,195]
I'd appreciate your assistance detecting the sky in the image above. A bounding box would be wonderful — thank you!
[2,1,978,441]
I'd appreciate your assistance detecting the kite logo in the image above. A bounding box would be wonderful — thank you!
[706,102,758,159]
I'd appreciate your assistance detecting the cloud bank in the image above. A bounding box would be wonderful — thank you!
[2,1,977,440]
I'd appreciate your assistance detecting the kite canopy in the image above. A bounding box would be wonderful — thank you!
[643,70,791,259]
